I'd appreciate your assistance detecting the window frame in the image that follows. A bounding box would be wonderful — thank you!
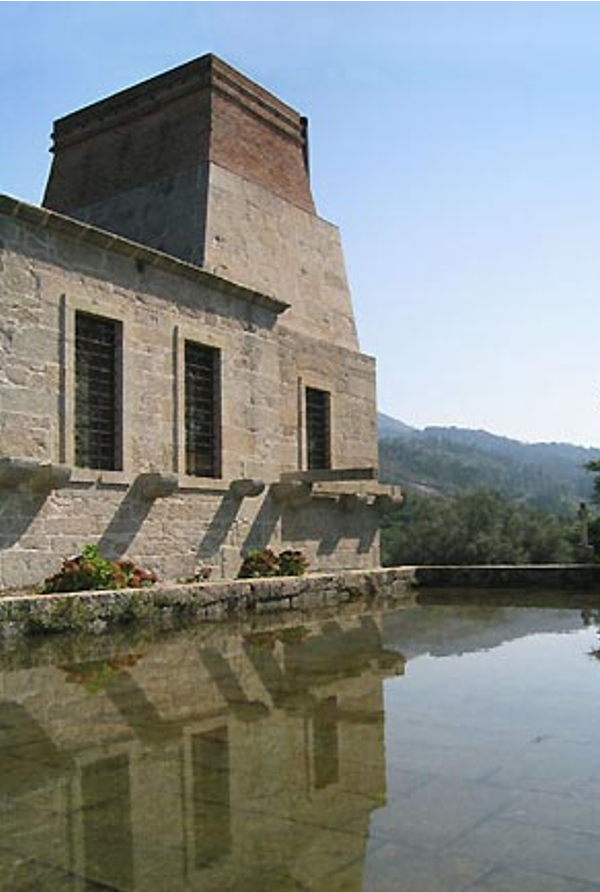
[60,295,131,482]
[183,339,222,479]
[174,324,226,485]
[305,384,332,471]
[74,309,123,472]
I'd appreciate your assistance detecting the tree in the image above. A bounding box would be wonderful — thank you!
[381,489,575,567]
[585,459,600,505]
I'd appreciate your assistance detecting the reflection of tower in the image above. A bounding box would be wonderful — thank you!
[190,614,404,892]
[0,608,403,891]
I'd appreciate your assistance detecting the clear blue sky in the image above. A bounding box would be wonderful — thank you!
[3,2,600,447]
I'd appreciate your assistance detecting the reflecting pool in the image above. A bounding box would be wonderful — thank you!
[0,600,599,891]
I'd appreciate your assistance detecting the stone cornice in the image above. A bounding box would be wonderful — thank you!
[50,54,306,152]
[0,194,289,316]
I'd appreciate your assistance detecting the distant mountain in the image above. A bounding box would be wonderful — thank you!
[377,413,418,439]
[377,412,597,514]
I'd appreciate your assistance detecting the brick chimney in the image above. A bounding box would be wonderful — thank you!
[43,55,359,351]
[43,54,315,265]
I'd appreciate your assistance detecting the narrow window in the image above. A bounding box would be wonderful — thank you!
[191,727,231,868]
[82,755,133,890]
[185,341,221,477]
[306,387,331,470]
[75,311,122,470]
[313,697,339,790]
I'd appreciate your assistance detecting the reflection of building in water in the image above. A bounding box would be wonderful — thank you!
[0,611,403,891]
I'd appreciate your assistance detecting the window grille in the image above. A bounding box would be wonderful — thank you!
[306,387,331,470]
[185,341,221,477]
[75,311,122,470]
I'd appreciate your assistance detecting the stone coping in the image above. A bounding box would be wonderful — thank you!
[52,54,306,148]
[2,564,600,639]
[0,193,289,316]
[411,563,600,590]
[0,568,416,639]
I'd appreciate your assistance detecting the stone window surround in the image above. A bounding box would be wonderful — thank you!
[60,293,132,485]
[183,340,221,479]
[74,310,123,473]
[174,323,229,489]
[61,301,232,491]
[297,373,335,472]
[305,385,332,472]
[60,302,339,490]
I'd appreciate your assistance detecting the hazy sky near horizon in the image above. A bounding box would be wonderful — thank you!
[3,2,600,447]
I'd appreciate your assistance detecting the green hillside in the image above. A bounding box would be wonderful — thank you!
[378,413,596,515]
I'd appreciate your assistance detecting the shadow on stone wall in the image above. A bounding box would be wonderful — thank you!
[241,493,282,553]
[196,494,243,562]
[281,502,379,557]
[356,517,379,555]
[0,491,48,549]
[97,483,154,559]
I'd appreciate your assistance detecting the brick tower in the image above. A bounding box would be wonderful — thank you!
[43,54,358,350]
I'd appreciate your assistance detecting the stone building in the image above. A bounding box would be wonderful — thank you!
[0,54,399,590]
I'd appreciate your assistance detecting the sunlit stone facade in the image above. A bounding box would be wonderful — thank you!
[0,55,400,590]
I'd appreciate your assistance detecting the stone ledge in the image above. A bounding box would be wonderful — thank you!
[4,564,599,639]
[0,193,289,317]
[411,564,600,591]
[0,458,72,492]
[280,468,378,483]
[52,55,306,149]
[0,568,417,638]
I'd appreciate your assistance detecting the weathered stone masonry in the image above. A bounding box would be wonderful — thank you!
[0,55,400,590]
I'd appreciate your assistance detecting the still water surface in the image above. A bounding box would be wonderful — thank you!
[0,601,599,891]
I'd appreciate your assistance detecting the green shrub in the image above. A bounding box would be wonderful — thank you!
[238,548,280,578]
[42,545,157,594]
[277,550,309,577]
[238,548,309,579]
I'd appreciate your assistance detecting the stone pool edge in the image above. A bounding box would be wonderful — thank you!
[0,567,417,637]
[412,563,600,590]
[2,563,600,637]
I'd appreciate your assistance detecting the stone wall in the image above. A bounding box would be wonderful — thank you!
[2,55,389,592]
[1,562,598,639]
[0,202,382,590]
[413,563,600,592]
[0,567,416,637]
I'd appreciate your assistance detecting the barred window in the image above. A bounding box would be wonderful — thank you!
[75,311,122,470]
[306,386,331,470]
[185,341,221,477]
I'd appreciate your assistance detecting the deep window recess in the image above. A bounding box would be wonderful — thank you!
[75,311,122,470]
[306,387,331,470]
[185,341,221,477]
